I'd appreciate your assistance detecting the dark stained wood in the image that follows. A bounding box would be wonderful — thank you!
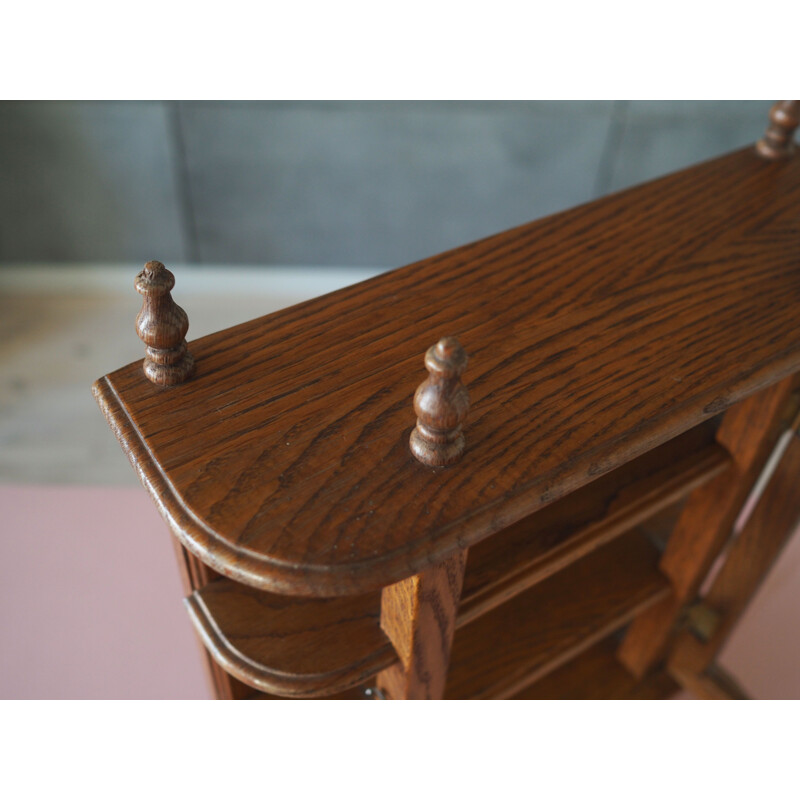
[618,376,800,677]
[444,531,671,699]
[409,337,470,467]
[756,101,800,160]
[134,261,194,386]
[667,418,800,681]
[93,147,800,597]
[185,580,397,698]
[378,550,467,699]
[458,439,729,628]
[513,637,679,700]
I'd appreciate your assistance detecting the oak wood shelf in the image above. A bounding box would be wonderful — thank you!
[93,104,800,699]
[93,145,800,598]
[185,581,396,698]
[444,531,671,699]
[457,434,728,628]
[512,637,679,700]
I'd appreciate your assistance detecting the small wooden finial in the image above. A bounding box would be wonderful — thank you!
[409,336,470,467]
[135,261,195,386]
[756,101,800,159]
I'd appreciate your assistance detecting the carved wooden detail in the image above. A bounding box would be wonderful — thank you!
[135,260,195,386]
[409,336,470,467]
[756,101,800,159]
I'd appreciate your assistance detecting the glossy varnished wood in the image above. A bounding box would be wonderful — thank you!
[185,580,397,698]
[94,146,800,596]
[444,531,671,699]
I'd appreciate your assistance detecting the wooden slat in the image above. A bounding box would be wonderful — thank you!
[444,531,671,699]
[378,551,466,699]
[185,581,397,698]
[512,638,679,700]
[619,376,800,677]
[94,146,800,597]
[458,438,729,627]
[667,418,800,681]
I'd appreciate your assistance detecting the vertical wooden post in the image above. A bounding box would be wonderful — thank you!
[618,375,799,678]
[667,415,800,688]
[377,550,467,699]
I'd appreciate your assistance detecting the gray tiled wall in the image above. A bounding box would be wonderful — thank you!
[0,100,773,268]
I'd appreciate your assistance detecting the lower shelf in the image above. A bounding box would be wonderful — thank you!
[512,637,679,699]
[444,530,671,699]
[186,582,397,698]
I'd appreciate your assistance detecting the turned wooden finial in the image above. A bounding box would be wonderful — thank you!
[135,261,195,386]
[409,336,470,467]
[756,101,800,159]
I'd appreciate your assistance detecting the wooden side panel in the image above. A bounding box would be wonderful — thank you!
[170,538,244,699]
[668,423,800,680]
[377,551,467,700]
[618,376,800,677]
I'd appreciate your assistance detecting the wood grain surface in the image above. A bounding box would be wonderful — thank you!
[94,146,800,596]
[458,436,728,627]
[185,580,397,697]
[444,531,671,699]
[513,637,678,700]
[378,550,466,699]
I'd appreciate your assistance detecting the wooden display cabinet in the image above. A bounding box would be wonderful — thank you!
[94,101,800,699]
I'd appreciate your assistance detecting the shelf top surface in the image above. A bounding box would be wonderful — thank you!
[95,146,800,596]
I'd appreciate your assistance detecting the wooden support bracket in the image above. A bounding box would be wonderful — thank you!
[377,550,467,699]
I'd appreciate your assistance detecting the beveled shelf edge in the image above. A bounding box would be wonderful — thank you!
[184,592,398,699]
[93,363,793,598]
[93,374,442,597]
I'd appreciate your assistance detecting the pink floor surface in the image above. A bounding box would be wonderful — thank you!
[0,485,209,699]
[1,484,798,699]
